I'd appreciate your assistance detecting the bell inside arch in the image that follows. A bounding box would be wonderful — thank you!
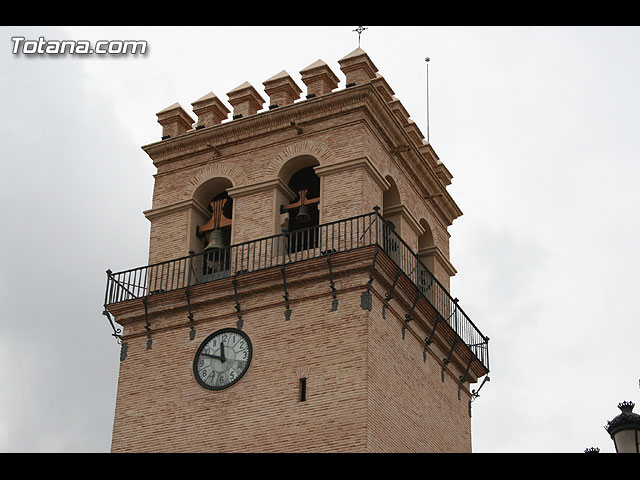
[296,204,311,224]
[205,228,227,250]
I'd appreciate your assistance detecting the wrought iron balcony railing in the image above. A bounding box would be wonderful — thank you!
[104,209,489,371]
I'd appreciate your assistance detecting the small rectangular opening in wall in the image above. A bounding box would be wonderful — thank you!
[299,378,307,402]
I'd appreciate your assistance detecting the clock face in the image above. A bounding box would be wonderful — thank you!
[193,328,252,390]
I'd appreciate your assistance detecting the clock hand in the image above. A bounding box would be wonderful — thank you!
[220,340,226,363]
[201,352,224,361]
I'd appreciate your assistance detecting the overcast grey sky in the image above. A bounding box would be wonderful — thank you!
[1,25,639,453]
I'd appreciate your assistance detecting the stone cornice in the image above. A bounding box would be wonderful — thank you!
[418,245,457,277]
[141,86,373,166]
[143,198,209,222]
[314,156,390,192]
[227,177,295,200]
[383,204,424,236]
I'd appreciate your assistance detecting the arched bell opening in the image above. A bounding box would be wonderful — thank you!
[417,218,436,298]
[418,219,435,272]
[278,156,321,253]
[382,175,402,257]
[197,190,233,251]
[284,166,320,232]
[192,177,234,281]
[382,175,401,211]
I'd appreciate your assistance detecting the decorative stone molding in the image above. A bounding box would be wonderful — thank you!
[404,119,425,145]
[267,139,332,179]
[227,177,295,200]
[383,204,425,237]
[371,73,395,102]
[143,198,209,222]
[186,162,248,198]
[418,245,457,277]
[142,86,372,166]
[388,96,410,127]
[314,156,390,192]
[434,161,453,186]
[295,365,310,379]
[417,142,440,169]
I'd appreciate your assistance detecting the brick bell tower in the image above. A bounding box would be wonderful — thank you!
[103,48,490,453]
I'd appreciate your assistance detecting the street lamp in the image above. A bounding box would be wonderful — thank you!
[605,401,640,453]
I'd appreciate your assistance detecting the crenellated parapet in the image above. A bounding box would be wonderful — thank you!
[154,49,433,158]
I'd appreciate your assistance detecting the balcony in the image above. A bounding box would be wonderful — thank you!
[103,209,489,373]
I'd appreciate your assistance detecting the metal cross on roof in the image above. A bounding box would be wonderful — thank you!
[353,26,368,48]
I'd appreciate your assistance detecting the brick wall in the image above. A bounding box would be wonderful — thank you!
[366,288,471,452]
[112,260,373,452]
[110,251,473,452]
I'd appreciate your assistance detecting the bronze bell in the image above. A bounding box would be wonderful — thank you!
[296,204,311,224]
[205,228,227,250]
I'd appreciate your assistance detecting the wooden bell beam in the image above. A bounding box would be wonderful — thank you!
[280,189,319,214]
[198,197,232,235]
